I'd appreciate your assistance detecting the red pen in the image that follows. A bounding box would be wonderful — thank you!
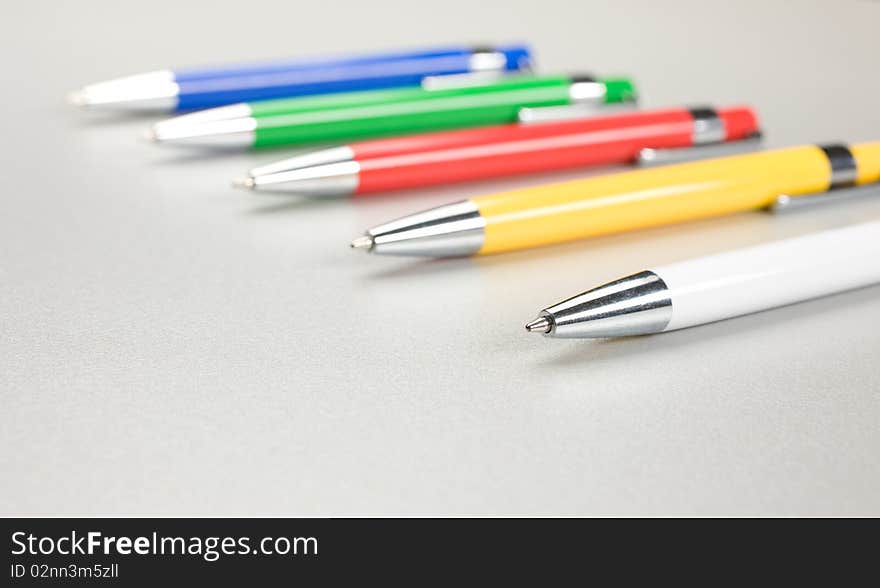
[233,106,760,196]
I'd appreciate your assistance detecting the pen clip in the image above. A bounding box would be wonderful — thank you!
[516,101,639,124]
[637,132,764,167]
[769,181,880,213]
[420,71,508,91]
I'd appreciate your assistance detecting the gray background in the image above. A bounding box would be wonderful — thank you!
[2,0,879,516]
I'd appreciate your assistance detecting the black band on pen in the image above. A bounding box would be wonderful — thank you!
[470,45,495,54]
[819,144,858,189]
[687,107,720,123]
[569,74,597,84]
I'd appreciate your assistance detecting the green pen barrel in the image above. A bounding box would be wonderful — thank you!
[248,75,572,118]
[248,87,434,118]
[602,78,637,103]
[250,75,635,148]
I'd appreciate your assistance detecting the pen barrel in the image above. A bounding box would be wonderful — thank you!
[350,125,533,160]
[252,83,577,148]
[174,46,532,111]
[349,105,757,169]
[248,75,572,118]
[174,44,523,81]
[474,146,836,254]
[654,221,880,331]
[356,110,700,193]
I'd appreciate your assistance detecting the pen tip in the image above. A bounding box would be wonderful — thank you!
[231,177,256,190]
[350,236,374,252]
[66,91,86,107]
[525,316,551,334]
[142,128,158,143]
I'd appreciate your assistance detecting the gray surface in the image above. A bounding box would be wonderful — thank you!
[2,0,880,516]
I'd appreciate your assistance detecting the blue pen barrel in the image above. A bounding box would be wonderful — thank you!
[174,44,532,110]
[174,46,494,81]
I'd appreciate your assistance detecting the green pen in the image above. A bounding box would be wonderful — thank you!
[147,74,637,149]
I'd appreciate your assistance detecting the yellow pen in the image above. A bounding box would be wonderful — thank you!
[350,141,880,257]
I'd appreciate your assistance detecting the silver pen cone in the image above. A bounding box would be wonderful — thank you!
[241,161,360,195]
[69,70,180,111]
[153,104,254,130]
[532,271,673,338]
[248,146,357,177]
[147,117,257,149]
[355,200,486,257]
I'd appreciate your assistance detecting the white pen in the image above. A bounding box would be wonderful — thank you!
[525,221,880,338]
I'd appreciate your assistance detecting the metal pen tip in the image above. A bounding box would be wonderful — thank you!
[231,177,256,190]
[66,91,86,107]
[525,316,551,334]
[350,236,374,251]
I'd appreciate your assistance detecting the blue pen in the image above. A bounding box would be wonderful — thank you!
[68,43,532,112]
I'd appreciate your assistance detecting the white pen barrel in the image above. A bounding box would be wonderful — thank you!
[655,221,880,331]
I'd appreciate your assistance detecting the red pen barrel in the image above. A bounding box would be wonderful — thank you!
[720,107,760,141]
[349,125,533,160]
[354,107,759,194]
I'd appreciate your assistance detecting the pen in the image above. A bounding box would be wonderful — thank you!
[68,43,532,112]
[147,74,637,148]
[349,141,880,257]
[233,106,760,195]
[524,221,880,338]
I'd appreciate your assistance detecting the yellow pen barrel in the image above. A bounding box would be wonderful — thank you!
[475,142,880,255]
[851,142,880,183]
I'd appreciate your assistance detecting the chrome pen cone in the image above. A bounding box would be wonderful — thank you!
[146,117,258,148]
[242,161,360,195]
[68,71,179,111]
